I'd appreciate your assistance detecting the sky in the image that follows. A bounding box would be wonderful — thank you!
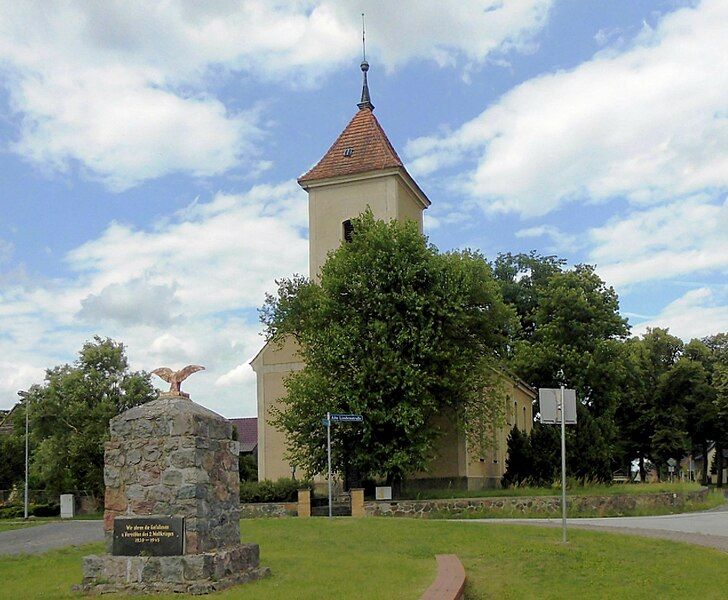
[0,0,726,417]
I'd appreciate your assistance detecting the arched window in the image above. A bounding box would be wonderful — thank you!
[343,219,354,243]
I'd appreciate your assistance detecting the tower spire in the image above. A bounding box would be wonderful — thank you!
[357,13,374,111]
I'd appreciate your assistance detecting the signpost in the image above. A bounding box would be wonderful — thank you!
[324,413,364,518]
[539,387,577,543]
[667,457,677,482]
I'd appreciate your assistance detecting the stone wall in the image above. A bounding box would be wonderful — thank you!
[239,502,297,518]
[364,488,709,518]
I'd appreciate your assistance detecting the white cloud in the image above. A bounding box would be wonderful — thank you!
[78,277,179,327]
[631,287,728,341]
[0,181,308,415]
[0,1,553,190]
[406,0,728,216]
[215,363,257,389]
[515,224,580,253]
[328,1,553,70]
[590,195,727,288]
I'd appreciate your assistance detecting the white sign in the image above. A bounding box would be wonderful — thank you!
[375,486,392,501]
[539,388,577,425]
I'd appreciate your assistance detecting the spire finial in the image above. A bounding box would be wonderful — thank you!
[357,13,374,111]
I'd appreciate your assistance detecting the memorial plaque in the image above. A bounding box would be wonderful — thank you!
[112,517,184,556]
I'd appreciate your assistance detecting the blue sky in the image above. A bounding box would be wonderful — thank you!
[0,1,726,416]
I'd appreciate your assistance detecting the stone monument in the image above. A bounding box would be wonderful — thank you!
[79,367,268,594]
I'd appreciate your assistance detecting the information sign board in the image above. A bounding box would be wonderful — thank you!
[112,517,184,556]
[539,388,577,424]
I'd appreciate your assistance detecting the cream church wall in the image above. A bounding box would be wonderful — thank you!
[307,171,425,280]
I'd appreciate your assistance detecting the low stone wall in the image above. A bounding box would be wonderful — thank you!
[364,488,709,518]
[240,502,297,518]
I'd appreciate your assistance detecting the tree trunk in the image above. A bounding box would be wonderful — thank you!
[639,456,646,483]
[701,442,710,486]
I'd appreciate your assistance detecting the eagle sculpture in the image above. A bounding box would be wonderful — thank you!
[152,365,205,398]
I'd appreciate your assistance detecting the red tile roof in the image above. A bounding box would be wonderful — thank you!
[298,107,404,184]
[229,417,257,453]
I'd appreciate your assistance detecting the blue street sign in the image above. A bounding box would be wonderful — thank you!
[329,413,364,423]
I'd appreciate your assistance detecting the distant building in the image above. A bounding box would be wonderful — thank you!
[251,59,536,490]
[0,405,17,436]
[229,417,258,456]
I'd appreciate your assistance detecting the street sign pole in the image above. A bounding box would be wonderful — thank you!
[560,385,567,543]
[24,399,29,520]
[326,411,332,519]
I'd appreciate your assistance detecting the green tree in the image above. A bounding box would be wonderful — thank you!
[528,423,560,486]
[493,254,629,481]
[0,433,24,491]
[501,425,532,487]
[705,334,728,486]
[18,337,156,499]
[617,328,684,481]
[262,211,516,487]
[491,252,565,339]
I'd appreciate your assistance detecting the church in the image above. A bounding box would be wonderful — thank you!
[251,58,535,491]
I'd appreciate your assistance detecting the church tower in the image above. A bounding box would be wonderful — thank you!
[298,59,430,280]
[252,58,431,482]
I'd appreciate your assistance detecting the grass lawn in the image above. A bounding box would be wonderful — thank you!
[2,518,728,599]
[404,481,705,500]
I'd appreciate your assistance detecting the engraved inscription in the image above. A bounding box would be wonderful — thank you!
[112,517,184,556]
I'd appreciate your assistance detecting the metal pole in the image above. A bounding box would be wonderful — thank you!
[327,412,332,518]
[560,385,567,543]
[24,399,29,520]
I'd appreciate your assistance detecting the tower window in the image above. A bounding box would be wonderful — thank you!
[343,219,354,243]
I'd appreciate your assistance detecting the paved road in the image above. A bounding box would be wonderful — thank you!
[0,520,103,556]
[464,503,728,552]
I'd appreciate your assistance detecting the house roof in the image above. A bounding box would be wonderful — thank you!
[229,417,258,453]
[297,107,405,184]
[0,405,17,436]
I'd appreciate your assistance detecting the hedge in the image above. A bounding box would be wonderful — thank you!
[240,478,312,503]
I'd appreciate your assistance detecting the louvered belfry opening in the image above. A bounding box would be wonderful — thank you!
[342,219,354,243]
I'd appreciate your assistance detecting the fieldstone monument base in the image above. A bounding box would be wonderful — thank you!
[79,544,269,595]
[78,393,268,595]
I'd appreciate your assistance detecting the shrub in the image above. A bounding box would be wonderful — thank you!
[0,505,23,519]
[31,502,59,517]
[0,502,59,518]
[240,478,312,503]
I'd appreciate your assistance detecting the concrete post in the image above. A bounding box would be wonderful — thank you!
[297,489,311,518]
[351,488,365,518]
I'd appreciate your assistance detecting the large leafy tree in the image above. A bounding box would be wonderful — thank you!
[17,337,156,499]
[619,330,726,483]
[713,361,728,487]
[262,211,516,486]
[493,253,629,482]
[618,328,684,481]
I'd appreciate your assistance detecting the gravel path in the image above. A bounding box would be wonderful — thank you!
[464,501,728,553]
[0,520,103,556]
